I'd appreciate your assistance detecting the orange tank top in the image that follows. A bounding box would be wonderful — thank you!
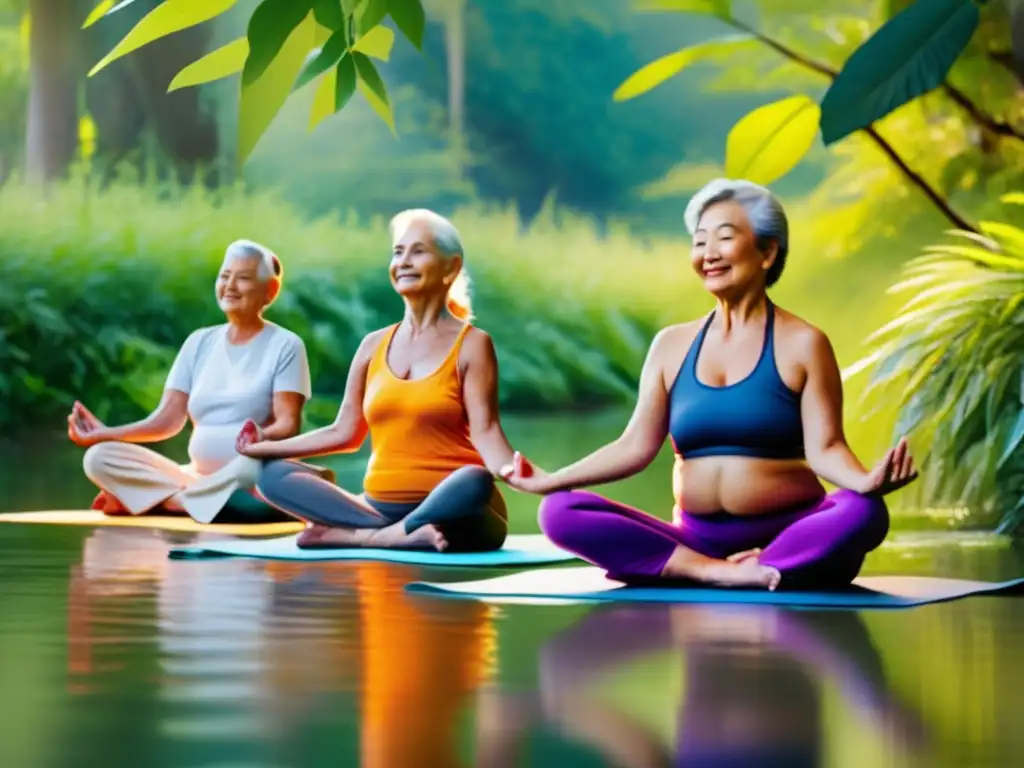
[361,322,486,503]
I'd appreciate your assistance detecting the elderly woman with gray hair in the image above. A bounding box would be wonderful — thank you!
[502,179,918,591]
[68,239,312,523]
[238,209,517,553]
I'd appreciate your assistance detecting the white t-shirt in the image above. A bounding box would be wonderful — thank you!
[165,322,312,475]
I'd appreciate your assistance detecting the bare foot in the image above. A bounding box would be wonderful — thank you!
[705,559,782,591]
[296,524,371,548]
[97,493,131,518]
[726,547,763,564]
[366,521,448,552]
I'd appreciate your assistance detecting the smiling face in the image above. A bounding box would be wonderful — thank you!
[215,254,273,319]
[690,199,777,297]
[389,217,461,300]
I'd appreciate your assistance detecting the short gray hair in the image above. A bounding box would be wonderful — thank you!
[222,239,282,283]
[684,178,789,287]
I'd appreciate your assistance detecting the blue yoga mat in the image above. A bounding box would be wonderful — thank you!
[405,565,1024,609]
[168,533,576,567]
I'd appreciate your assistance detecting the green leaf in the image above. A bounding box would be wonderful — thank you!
[293,28,348,91]
[633,0,731,17]
[351,24,395,61]
[88,0,238,77]
[613,36,754,101]
[167,37,248,92]
[819,0,980,145]
[998,409,1024,469]
[389,0,426,49]
[238,11,317,167]
[308,54,357,131]
[334,53,358,111]
[313,0,345,29]
[243,0,316,87]
[724,95,820,185]
[357,0,389,34]
[82,0,150,29]
[82,0,115,28]
[352,51,396,135]
[310,68,339,131]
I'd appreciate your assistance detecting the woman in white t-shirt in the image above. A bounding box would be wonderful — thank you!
[66,239,312,523]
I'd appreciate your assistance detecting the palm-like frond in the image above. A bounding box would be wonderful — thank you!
[845,196,1024,532]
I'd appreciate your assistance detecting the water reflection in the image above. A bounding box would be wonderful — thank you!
[478,603,934,767]
[66,528,498,765]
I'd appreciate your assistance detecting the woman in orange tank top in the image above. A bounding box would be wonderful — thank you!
[237,209,519,552]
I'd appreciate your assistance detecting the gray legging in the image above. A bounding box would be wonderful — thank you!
[256,460,508,552]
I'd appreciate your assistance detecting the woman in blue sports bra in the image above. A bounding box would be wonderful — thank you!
[501,178,918,590]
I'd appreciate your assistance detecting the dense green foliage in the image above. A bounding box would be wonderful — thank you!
[0,171,704,432]
[846,195,1024,533]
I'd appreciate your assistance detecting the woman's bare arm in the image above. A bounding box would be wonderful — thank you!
[799,329,871,492]
[242,332,379,460]
[538,327,675,492]
[462,330,517,476]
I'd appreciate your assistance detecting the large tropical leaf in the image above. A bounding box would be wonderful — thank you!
[243,0,316,87]
[819,0,980,145]
[612,36,755,102]
[237,11,318,166]
[87,0,239,77]
[724,95,821,185]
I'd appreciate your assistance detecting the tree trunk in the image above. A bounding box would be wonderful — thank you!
[25,0,81,184]
[445,0,466,170]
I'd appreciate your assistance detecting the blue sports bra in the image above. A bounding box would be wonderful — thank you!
[668,300,804,460]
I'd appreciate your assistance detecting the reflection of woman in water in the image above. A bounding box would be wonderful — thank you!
[503,179,918,590]
[476,605,929,767]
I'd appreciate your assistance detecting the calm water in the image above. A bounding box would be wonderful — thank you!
[2,412,1023,767]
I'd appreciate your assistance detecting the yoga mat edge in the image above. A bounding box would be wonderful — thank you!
[167,533,577,566]
[403,566,1024,609]
[0,510,304,537]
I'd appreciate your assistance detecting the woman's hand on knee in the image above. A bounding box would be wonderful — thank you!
[499,451,554,495]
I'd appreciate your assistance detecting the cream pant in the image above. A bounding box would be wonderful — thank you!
[82,442,263,524]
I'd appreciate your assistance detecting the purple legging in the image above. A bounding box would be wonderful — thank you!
[538,488,889,589]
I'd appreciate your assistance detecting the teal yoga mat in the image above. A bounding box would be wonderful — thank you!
[168,533,576,566]
[405,565,1024,609]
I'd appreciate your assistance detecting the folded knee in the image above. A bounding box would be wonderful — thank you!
[538,490,593,542]
[447,465,495,507]
[837,490,890,543]
[255,459,300,498]
[82,442,118,480]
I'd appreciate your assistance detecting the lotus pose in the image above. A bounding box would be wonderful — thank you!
[502,179,917,590]
[239,209,515,552]
[69,240,311,523]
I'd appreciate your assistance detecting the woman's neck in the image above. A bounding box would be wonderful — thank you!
[225,314,265,343]
[714,289,768,335]
[402,295,451,335]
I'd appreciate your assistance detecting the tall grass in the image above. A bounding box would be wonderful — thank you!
[0,172,705,431]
